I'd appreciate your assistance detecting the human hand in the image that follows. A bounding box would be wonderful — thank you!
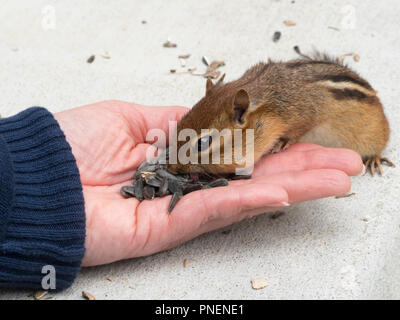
[54,100,363,266]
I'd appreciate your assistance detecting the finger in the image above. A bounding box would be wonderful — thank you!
[119,142,157,176]
[95,142,158,184]
[254,147,363,177]
[258,168,351,204]
[174,168,351,245]
[174,181,289,221]
[118,102,189,141]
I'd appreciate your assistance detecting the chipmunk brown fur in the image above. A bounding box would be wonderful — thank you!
[167,53,393,176]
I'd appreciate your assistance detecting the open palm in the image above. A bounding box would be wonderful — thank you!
[54,100,363,266]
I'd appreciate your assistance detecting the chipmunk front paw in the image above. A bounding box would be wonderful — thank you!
[271,137,293,154]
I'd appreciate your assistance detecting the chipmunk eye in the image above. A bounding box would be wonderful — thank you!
[197,135,212,152]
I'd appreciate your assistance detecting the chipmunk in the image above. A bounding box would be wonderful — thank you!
[167,53,393,176]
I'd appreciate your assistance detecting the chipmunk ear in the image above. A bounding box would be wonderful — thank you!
[215,73,226,88]
[233,89,250,125]
[206,74,226,97]
[206,78,213,96]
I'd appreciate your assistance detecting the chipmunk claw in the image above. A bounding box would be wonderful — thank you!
[271,138,292,154]
[363,155,394,176]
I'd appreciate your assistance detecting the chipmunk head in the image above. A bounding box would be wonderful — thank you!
[167,75,285,175]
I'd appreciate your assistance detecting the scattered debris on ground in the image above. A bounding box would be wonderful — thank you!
[82,291,96,300]
[163,39,177,48]
[283,20,296,26]
[87,55,95,63]
[273,31,281,43]
[183,259,189,268]
[203,60,225,79]
[179,54,191,59]
[338,52,360,63]
[141,20,147,24]
[179,54,191,67]
[251,278,268,290]
[335,192,356,199]
[101,51,111,59]
[293,45,312,59]
[270,211,285,219]
[33,290,48,300]
[107,276,115,282]
[166,52,225,80]
[338,52,353,63]
[328,26,340,31]
[202,56,210,66]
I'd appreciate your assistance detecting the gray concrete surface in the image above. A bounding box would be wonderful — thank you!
[1,0,400,299]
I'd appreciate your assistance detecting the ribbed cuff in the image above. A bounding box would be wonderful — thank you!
[0,107,86,290]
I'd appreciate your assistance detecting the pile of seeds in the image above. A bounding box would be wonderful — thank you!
[120,149,235,213]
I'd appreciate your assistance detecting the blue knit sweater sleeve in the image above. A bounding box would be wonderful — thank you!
[0,107,86,290]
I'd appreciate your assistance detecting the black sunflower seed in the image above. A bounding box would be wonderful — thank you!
[229,174,252,180]
[141,164,159,172]
[156,177,169,197]
[120,186,135,198]
[273,31,281,43]
[156,169,180,181]
[87,55,95,63]
[183,183,203,195]
[168,192,181,213]
[121,156,252,213]
[137,160,158,172]
[145,176,162,187]
[206,178,229,188]
[134,177,144,201]
[168,179,183,195]
[143,186,155,200]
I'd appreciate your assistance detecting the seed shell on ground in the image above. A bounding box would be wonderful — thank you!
[251,278,268,290]
[82,291,96,300]
[273,31,281,42]
[33,290,48,300]
[87,55,95,63]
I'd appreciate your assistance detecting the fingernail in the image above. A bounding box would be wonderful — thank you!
[269,202,290,207]
[360,164,366,176]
